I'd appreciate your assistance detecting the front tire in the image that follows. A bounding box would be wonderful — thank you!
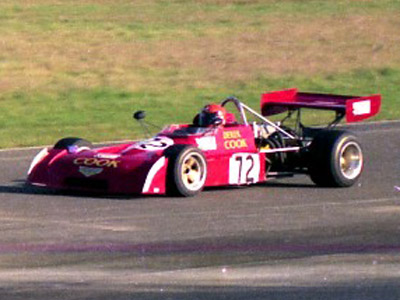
[308,130,363,187]
[166,145,207,197]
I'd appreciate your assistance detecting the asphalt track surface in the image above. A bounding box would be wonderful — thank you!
[0,122,400,300]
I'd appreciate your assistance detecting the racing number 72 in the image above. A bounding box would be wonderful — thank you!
[236,155,254,184]
[229,153,260,185]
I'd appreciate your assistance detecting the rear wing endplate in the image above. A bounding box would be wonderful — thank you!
[261,88,381,123]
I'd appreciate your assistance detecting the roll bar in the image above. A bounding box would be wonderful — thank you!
[220,96,296,139]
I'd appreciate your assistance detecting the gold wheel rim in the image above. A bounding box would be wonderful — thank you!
[340,142,362,180]
[181,153,205,191]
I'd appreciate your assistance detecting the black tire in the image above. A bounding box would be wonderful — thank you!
[165,145,207,197]
[308,130,363,187]
[54,137,93,150]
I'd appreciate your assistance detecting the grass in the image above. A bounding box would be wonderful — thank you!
[0,0,399,148]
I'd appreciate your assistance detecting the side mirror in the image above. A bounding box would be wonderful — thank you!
[133,110,146,120]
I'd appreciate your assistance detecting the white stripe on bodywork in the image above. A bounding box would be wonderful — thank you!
[27,148,49,175]
[142,156,166,193]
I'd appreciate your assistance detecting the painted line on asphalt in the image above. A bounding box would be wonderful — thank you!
[268,196,400,210]
[228,197,400,219]
[0,140,133,153]
[0,156,32,161]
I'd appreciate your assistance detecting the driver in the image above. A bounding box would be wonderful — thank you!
[196,103,227,127]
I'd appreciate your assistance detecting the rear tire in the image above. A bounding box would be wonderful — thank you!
[54,137,93,150]
[308,130,363,187]
[165,145,207,197]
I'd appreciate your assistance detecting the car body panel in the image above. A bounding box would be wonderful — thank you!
[27,123,266,195]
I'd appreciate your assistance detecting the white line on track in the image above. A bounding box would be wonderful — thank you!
[0,145,48,152]
[242,196,400,214]
[0,140,133,153]
[361,128,400,133]
[0,156,32,161]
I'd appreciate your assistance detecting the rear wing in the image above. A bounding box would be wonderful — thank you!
[261,88,381,123]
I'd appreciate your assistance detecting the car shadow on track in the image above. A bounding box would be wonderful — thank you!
[261,181,316,188]
[0,180,148,200]
[204,180,316,192]
[0,178,317,200]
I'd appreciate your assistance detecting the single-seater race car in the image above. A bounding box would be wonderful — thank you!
[27,88,381,197]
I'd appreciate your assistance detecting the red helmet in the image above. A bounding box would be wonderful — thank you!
[198,103,227,127]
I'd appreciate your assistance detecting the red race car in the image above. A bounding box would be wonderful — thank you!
[27,88,381,197]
